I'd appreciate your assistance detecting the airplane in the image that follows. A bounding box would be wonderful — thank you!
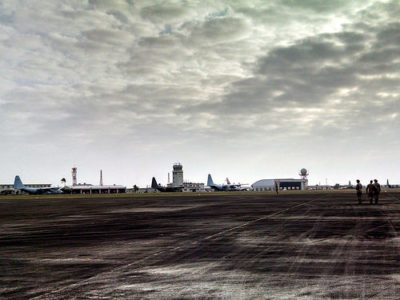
[385,179,400,188]
[151,177,182,192]
[13,176,63,195]
[207,174,246,191]
[387,179,391,188]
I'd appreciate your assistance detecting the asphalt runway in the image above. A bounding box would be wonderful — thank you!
[2,191,400,299]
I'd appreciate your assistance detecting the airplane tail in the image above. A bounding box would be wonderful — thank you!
[207,174,214,186]
[14,176,24,189]
[226,177,231,184]
[151,177,158,189]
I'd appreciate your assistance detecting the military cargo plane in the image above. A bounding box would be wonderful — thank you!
[151,177,183,192]
[13,176,63,195]
[207,174,247,191]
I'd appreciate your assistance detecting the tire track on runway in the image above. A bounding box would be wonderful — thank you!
[189,194,330,296]
[300,201,365,299]
[32,196,322,299]
[351,196,400,299]
[235,196,326,289]
[143,196,325,272]
[370,193,400,299]
[231,194,333,298]
[270,196,340,298]
[309,196,400,299]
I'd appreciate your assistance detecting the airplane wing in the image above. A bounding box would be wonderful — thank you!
[36,187,62,194]
[0,189,15,195]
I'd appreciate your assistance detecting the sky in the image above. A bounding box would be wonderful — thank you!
[1,0,399,187]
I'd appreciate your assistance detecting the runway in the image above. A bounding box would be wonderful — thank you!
[1,191,400,299]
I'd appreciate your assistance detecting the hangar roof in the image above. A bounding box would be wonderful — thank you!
[252,178,303,187]
[67,185,126,190]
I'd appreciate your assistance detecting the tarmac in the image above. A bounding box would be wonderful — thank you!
[1,191,400,299]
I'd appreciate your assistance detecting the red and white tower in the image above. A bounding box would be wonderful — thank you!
[72,167,77,186]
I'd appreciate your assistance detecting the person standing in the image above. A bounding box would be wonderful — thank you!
[374,179,381,204]
[355,180,363,204]
[366,180,375,204]
[274,180,279,196]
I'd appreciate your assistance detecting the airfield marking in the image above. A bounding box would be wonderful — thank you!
[32,196,323,299]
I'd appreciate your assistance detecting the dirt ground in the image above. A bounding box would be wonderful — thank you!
[1,191,400,299]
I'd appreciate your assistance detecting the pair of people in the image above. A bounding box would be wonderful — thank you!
[356,179,381,204]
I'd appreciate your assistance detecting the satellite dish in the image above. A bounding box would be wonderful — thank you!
[299,168,309,179]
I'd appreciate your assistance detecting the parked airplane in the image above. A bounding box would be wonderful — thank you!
[385,179,400,188]
[207,174,246,191]
[151,177,182,192]
[13,176,63,195]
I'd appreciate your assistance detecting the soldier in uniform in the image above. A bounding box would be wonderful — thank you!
[374,179,381,204]
[355,179,362,204]
[366,180,375,204]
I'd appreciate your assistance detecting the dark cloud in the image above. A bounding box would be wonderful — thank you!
[376,22,400,45]
[279,0,350,12]
[140,4,187,23]
[83,29,132,45]
[0,10,15,25]
[190,17,249,43]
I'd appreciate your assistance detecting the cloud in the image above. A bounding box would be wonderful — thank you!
[193,4,399,136]
[0,0,399,185]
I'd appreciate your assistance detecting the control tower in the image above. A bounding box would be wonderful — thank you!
[172,163,184,187]
[72,167,77,186]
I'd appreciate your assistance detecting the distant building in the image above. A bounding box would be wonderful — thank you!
[308,185,333,190]
[182,182,205,192]
[64,184,126,194]
[132,187,157,193]
[387,184,400,188]
[63,167,126,194]
[252,179,307,191]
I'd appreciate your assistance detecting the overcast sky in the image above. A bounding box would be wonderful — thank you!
[1,0,399,187]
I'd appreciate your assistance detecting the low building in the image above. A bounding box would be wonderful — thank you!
[308,185,333,190]
[135,187,158,193]
[182,182,205,192]
[64,184,126,194]
[252,178,307,191]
